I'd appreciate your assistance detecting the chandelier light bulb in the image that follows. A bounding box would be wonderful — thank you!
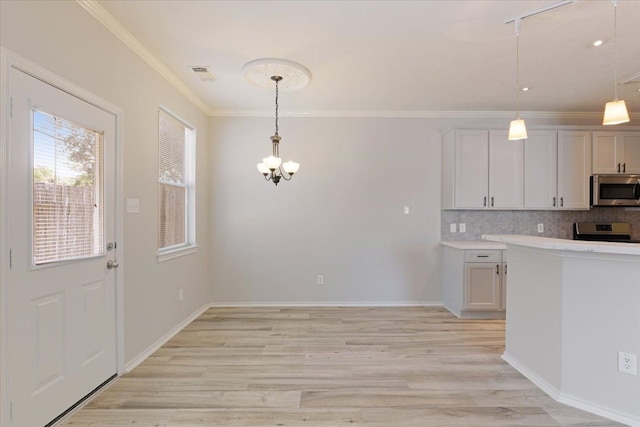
[263,155,282,171]
[257,162,270,175]
[282,161,300,175]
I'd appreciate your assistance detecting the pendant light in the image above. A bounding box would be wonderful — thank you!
[243,58,310,186]
[602,0,630,125]
[256,76,300,185]
[508,18,527,141]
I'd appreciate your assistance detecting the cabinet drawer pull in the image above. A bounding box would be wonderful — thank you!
[477,255,489,258]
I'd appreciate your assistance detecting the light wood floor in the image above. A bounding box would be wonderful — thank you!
[62,307,621,426]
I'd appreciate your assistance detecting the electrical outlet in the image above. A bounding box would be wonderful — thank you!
[618,352,637,375]
[178,289,184,302]
[317,275,324,285]
[537,224,544,233]
[459,223,466,233]
[450,223,457,233]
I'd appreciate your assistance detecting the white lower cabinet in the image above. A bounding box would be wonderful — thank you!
[442,245,506,319]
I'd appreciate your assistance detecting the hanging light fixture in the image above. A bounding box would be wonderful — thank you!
[256,76,300,185]
[243,58,310,186]
[508,18,528,141]
[603,0,630,125]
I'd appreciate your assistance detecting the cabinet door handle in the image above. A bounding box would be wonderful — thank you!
[560,197,564,207]
[552,196,556,207]
[617,163,621,173]
[491,197,494,207]
[496,264,500,275]
[505,264,507,275]
[623,163,626,173]
[483,196,487,207]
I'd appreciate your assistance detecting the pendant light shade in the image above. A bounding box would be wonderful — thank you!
[508,19,527,141]
[603,100,630,125]
[508,119,528,141]
[602,1,630,125]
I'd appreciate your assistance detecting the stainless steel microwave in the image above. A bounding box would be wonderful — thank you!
[591,175,640,207]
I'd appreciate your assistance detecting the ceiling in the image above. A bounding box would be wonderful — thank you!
[95,0,640,116]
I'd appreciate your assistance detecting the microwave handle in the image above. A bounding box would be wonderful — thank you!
[635,182,640,201]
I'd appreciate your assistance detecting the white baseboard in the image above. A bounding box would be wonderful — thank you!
[502,352,640,427]
[124,303,211,373]
[208,301,444,307]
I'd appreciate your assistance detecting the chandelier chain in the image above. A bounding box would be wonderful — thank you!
[274,77,279,136]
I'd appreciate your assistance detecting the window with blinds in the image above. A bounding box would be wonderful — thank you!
[32,110,104,265]
[158,108,195,251]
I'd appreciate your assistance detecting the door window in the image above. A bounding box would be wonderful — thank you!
[32,110,104,265]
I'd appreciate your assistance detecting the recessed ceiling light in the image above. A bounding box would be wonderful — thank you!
[593,40,604,47]
[521,87,530,92]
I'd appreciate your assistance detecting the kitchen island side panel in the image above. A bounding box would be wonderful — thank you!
[504,247,564,390]
[561,257,640,418]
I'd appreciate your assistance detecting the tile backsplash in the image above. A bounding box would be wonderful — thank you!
[441,208,640,241]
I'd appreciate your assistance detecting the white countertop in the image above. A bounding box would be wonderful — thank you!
[440,241,507,250]
[482,234,640,256]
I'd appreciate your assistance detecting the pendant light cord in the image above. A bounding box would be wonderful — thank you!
[613,0,619,101]
[515,18,521,118]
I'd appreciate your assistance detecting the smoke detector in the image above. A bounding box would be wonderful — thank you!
[189,66,216,81]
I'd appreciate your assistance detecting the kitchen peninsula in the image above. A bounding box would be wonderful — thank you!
[482,235,640,427]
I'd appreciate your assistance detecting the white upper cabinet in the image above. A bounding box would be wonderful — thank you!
[524,131,558,209]
[592,132,640,174]
[443,129,591,210]
[489,131,523,209]
[558,131,591,209]
[447,130,523,209]
[453,130,489,209]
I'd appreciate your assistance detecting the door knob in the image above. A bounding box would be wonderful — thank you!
[107,260,119,269]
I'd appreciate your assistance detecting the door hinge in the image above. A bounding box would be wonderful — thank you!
[9,96,13,118]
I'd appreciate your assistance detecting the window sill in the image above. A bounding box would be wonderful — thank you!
[157,245,198,263]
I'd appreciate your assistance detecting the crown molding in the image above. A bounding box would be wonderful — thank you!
[208,109,627,120]
[75,0,213,116]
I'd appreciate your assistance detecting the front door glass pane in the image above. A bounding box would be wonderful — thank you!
[32,110,104,265]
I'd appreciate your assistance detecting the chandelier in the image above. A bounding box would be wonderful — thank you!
[243,58,310,186]
[256,76,300,185]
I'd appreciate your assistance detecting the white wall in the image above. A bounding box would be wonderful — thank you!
[0,0,211,363]
[209,116,443,304]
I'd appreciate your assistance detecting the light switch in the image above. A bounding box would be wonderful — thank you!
[126,198,139,214]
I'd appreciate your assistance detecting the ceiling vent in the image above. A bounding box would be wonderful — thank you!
[189,66,216,81]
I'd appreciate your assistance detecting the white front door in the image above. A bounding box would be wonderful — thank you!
[7,69,117,427]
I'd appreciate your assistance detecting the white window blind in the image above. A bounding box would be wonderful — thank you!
[32,110,104,265]
[158,108,194,251]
